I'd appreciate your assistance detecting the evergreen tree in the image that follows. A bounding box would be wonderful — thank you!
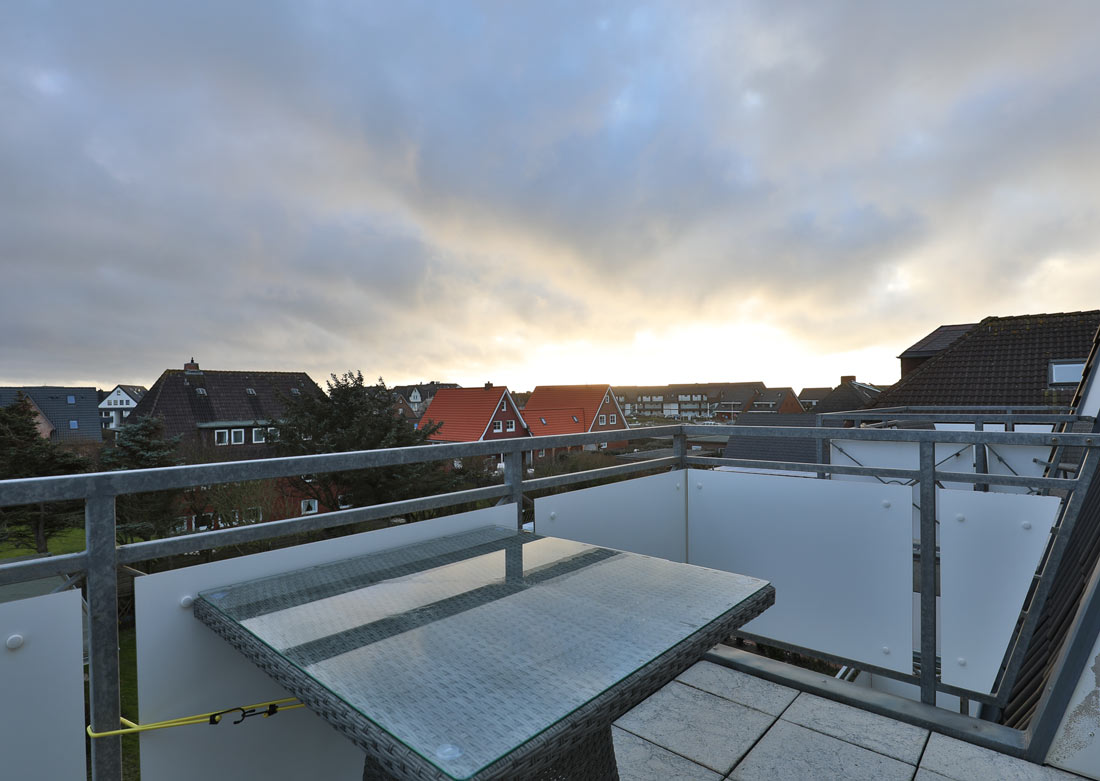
[0,394,89,552]
[272,371,452,513]
[101,416,183,543]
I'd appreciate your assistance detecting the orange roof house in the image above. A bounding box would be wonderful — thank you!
[422,386,530,443]
[524,384,628,435]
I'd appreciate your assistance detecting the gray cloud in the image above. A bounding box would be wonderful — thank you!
[2,1,1099,389]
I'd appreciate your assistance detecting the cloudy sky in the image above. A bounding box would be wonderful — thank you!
[3,2,1099,394]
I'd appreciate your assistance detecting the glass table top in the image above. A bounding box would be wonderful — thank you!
[197,526,770,779]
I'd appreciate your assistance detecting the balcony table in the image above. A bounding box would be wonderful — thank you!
[194,526,774,780]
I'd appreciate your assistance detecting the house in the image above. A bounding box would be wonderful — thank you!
[798,387,832,410]
[898,323,975,378]
[712,385,765,421]
[422,385,530,463]
[129,359,322,459]
[814,376,884,414]
[98,384,147,430]
[875,311,1100,409]
[748,387,804,414]
[523,384,628,460]
[391,382,460,418]
[615,382,768,420]
[0,386,103,443]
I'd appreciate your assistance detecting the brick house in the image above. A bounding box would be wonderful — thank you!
[523,384,629,461]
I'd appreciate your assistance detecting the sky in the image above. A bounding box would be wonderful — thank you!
[3,2,1100,394]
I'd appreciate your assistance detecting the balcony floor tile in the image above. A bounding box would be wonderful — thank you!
[781,692,930,764]
[919,733,1085,781]
[611,727,723,781]
[676,660,798,716]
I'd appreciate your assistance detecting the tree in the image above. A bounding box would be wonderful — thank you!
[0,394,89,552]
[272,372,452,514]
[100,416,183,543]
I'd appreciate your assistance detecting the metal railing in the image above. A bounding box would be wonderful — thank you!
[1,414,1098,777]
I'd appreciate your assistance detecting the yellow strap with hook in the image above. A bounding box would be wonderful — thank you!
[86,698,304,738]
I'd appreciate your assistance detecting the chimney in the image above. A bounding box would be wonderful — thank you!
[484,381,494,388]
[840,375,856,384]
[184,357,201,374]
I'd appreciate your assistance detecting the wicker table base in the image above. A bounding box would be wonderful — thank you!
[362,726,619,781]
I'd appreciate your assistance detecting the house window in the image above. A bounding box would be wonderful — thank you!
[540,417,547,425]
[1050,360,1086,385]
[337,494,352,509]
[231,429,245,444]
[214,429,229,445]
[290,387,301,395]
[500,400,507,412]
[300,499,318,515]
[571,415,579,423]
[268,427,279,439]
[246,387,257,395]
[453,458,463,469]
[243,507,262,523]
[252,428,266,444]
[538,449,546,458]
[599,414,607,426]
[196,387,208,396]
[69,420,79,429]
[67,395,75,404]
[610,414,617,424]
[506,420,516,432]
[604,394,609,404]
[493,421,503,433]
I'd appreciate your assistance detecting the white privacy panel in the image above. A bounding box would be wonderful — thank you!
[1048,628,1100,777]
[830,440,975,490]
[535,470,686,562]
[939,490,1060,692]
[136,506,514,781]
[0,590,86,780]
[985,445,1055,493]
[686,469,913,673]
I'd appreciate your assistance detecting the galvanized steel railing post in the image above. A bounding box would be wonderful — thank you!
[86,489,122,781]
[504,448,524,530]
[672,429,687,471]
[974,422,988,492]
[919,440,938,706]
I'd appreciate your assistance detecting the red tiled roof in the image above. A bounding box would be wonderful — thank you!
[525,385,613,430]
[423,387,509,442]
[526,407,586,436]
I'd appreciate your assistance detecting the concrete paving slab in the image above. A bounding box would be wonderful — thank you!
[614,681,774,774]
[730,720,916,781]
[920,733,1083,781]
[612,727,723,781]
[676,660,798,716]
[781,692,929,764]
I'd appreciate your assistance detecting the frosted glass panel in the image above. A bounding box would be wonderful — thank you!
[0,590,85,780]
[535,471,686,562]
[939,490,1060,691]
[136,505,514,781]
[686,469,913,673]
[830,440,975,490]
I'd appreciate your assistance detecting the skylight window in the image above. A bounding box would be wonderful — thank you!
[1050,360,1086,386]
[246,388,257,395]
[540,417,547,425]
[290,388,301,395]
[196,388,208,396]
[572,415,579,423]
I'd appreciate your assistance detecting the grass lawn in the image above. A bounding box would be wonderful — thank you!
[0,525,86,559]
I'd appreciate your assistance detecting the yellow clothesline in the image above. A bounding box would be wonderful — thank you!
[86,698,304,738]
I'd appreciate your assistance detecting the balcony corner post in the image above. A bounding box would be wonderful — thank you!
[504,447,524,530]
[86,486,122,780]
[918,440,938,706]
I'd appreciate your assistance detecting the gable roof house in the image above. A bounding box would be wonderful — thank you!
[798,387,833,410]
[391,382,460,419]
[749,387,805,414]
[814,376,884,415]
[0,386,103,444]
[523,384,628,459]
[875,311,1100,409]
[422,386,530,448]
[98,384,148,430]
[129,359,322,461]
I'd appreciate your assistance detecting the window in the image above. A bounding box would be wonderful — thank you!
[290,387,301,395]
[214,429,229,446]
[231,429,245,444]
[493,421,503,433]
[506,420,516,432]
[1050,360,1086,385]
[246,387,257,396]
[69,419,79,429]
[600,442,608,449]
[599,414,607,426]
[453,458,463,469]
[300,499,318,515]
[196,387,207,396]
[67,395,75,404]
[500,400,507,411]
[538,449,546,458]
[243,507,263,523]
[604,394,609,404]
[252,428,266,444]
[609,414,617,424]
[571,415,579,423]
[337,494,352,509]
[268,427,279,440]
[539,417,547,425]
